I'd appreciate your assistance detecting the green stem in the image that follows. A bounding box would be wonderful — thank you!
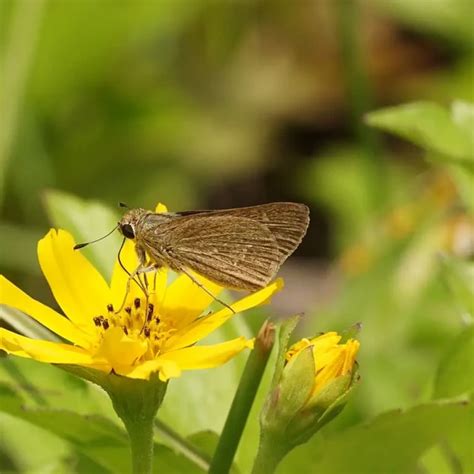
[122,415,155,474]
[252,432,287,474]
[107,377,167,474]
[209,321,275,474]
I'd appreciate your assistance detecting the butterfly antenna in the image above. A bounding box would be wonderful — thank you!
[73,225,118,250]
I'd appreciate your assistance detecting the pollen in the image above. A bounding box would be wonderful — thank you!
[92,298,176,358]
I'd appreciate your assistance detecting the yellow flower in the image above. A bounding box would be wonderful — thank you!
[258,327,360,464]
[286,332,360,400]
[0,214,282,381]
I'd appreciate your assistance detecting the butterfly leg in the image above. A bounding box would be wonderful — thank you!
[116,267,144,314]
[115,264,156,314]
[135,264,162,333]
[179,267,236,314]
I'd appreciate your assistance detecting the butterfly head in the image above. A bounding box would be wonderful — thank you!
[118,208,147,240]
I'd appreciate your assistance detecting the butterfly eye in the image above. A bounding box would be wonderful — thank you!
[121,224,135,239]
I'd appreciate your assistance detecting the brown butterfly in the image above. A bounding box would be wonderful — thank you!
[76,202,309,311]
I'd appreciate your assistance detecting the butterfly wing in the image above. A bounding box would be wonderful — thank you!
[141,214,281,290]
[174,202,309,263]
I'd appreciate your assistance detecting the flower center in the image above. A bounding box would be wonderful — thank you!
[92,297,175,358]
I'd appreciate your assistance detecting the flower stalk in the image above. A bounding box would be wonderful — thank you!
[209,321,276,474]
[63,365,167,474]
[252,431,287,474]
[110,378,167,474]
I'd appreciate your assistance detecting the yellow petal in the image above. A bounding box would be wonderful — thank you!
[309,332,342,364]
[0,328,106,366]
[150,268,168,309]
[38,230,111,333]
[310,332,341,352]
[342,339,360,372]
[120,358,181,381]
[94,326,148,371]
[160,272,223,328]
[155,203,168,213]
[159,337,253,369]
[163,278,283,351]
[122,337,252,380]
[313,338,360,395]
[0,276,92,347]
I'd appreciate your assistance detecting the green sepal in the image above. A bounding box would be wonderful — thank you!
[270,314,302,391]
[60,365,168,419]
[261,315,306,431]
[264,346,315,432]
[288,366,360,446]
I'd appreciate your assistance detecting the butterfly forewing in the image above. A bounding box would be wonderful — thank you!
[142,214,280,290]
[136,202,309,291]
[174,202,309,262]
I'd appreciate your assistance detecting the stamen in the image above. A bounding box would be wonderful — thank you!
[125,307,132,315]
[144,327,151,338]
[93,316,102,327]
[123,326,129,335]
[147,303,154,322]
[103,319,110,330]
[107,303,114,312]
[134,298,141,309]
[155,317,161,325]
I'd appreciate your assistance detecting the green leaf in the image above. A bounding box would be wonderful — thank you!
[370,0,474,46]
[452,100,474,141]
[0,357,113,415]
[42,189,121,279]
[0,223,42,276]
[187,431,219,461]
[153,444,205,474]
[448,163,474,211]
[0,382,204,473]
[434,326,474,399]
[281,397,471,474]
[432,327,474,472]
[0,412,72,473]
[0,382,131,472]
[440,255,474,318]
[366,101,473,163]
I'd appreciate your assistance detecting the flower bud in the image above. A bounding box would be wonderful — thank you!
[261,331,360,450]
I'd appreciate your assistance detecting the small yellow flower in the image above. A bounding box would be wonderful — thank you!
[0,213,282,381]
[286,332,360,400]
[258,327,360,462]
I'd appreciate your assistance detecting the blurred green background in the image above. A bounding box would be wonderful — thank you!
[0,0,473,472]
